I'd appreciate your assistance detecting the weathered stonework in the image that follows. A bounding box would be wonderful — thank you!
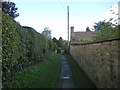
[70,38,120,88]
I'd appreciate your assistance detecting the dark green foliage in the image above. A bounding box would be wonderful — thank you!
[4,53,61,88]
[86,27,91,32]
[2,1,19,18]
[2,13,52,85]
[93,21,119,41]
[78,21,119,43]
[52,37,58,44]
[52,43,58,52]
[58,37,64,48]
[58,37,67,51]
[93,21,105,31]
[2,13,21,82]
[52,37,67,53]
[52,37,58,52]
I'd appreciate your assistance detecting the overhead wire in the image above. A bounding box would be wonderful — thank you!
[59,0,67,13]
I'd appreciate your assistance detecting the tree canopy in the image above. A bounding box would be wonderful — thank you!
[86,27,91,32]
[42,27,51,38]
[52,37,58,44]
[93,21,112,31]
[93,21,118,40]
[2,1,19,18]
[52,37,67,53]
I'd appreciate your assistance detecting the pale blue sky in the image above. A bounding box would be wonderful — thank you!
[13,0,118,40]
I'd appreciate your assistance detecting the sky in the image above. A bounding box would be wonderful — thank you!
[11,0,119,40]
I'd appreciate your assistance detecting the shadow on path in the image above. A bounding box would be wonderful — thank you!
[58,55,76,88]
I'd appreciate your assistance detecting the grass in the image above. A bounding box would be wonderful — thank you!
[4,53,61,88]
[64,54,96,88]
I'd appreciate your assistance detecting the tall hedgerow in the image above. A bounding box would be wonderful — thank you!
[2,12,54,84]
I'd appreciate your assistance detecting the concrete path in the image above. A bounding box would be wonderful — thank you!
[58,55,76,88]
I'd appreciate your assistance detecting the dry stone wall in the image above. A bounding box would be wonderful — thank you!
[70,38,120,88]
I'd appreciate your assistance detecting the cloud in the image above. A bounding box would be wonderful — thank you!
[82,4,118,31]
[101,4,118,25]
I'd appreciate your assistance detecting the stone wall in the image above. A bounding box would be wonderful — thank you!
[70,38,120,88]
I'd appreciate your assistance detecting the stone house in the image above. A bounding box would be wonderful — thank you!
[70,26,99,44]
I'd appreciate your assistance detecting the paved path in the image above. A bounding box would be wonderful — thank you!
[58,55,76,88]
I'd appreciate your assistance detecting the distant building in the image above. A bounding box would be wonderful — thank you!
[70,26,99,44]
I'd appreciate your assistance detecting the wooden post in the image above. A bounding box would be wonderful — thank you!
[67,6,69,54]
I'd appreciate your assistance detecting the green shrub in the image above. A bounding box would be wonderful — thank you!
[77,38,94,43]
[2,12,53,84]
[93,25,119,41]
[77,24,119,44]
[4,53,61,88]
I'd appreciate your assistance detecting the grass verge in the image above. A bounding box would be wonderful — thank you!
[64,54,96,88]
[4,53,61,88]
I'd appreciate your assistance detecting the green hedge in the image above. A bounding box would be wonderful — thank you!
[2,13,52,84]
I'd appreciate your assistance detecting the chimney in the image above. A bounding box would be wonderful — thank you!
[71,26,74,33]
[70,26,74,42]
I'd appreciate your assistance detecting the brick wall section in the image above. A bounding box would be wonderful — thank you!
[70,38,120,88]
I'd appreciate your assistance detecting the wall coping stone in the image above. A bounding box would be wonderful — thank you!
[70,37,120,46]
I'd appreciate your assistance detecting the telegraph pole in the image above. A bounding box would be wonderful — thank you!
[67,6,69,54]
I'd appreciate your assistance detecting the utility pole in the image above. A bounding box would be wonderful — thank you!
[67,6,69,54]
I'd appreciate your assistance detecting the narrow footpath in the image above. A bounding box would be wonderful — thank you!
[58,55,76,88]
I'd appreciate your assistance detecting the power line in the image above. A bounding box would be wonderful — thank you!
[59,0,66,13]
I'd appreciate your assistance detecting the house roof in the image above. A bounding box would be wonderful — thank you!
[71,31,99,40]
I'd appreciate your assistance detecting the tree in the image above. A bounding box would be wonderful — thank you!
[42,27,51,38]
[93,21,112,31]
[53,37,68,53]
[58,37,63,48]
[52,37,59,52]
[86,27,91,32]
[2,1,19,18]
[52,42,57,53]
[58,37,67,50]
[93,21,118,40]
[52,37,58,44]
